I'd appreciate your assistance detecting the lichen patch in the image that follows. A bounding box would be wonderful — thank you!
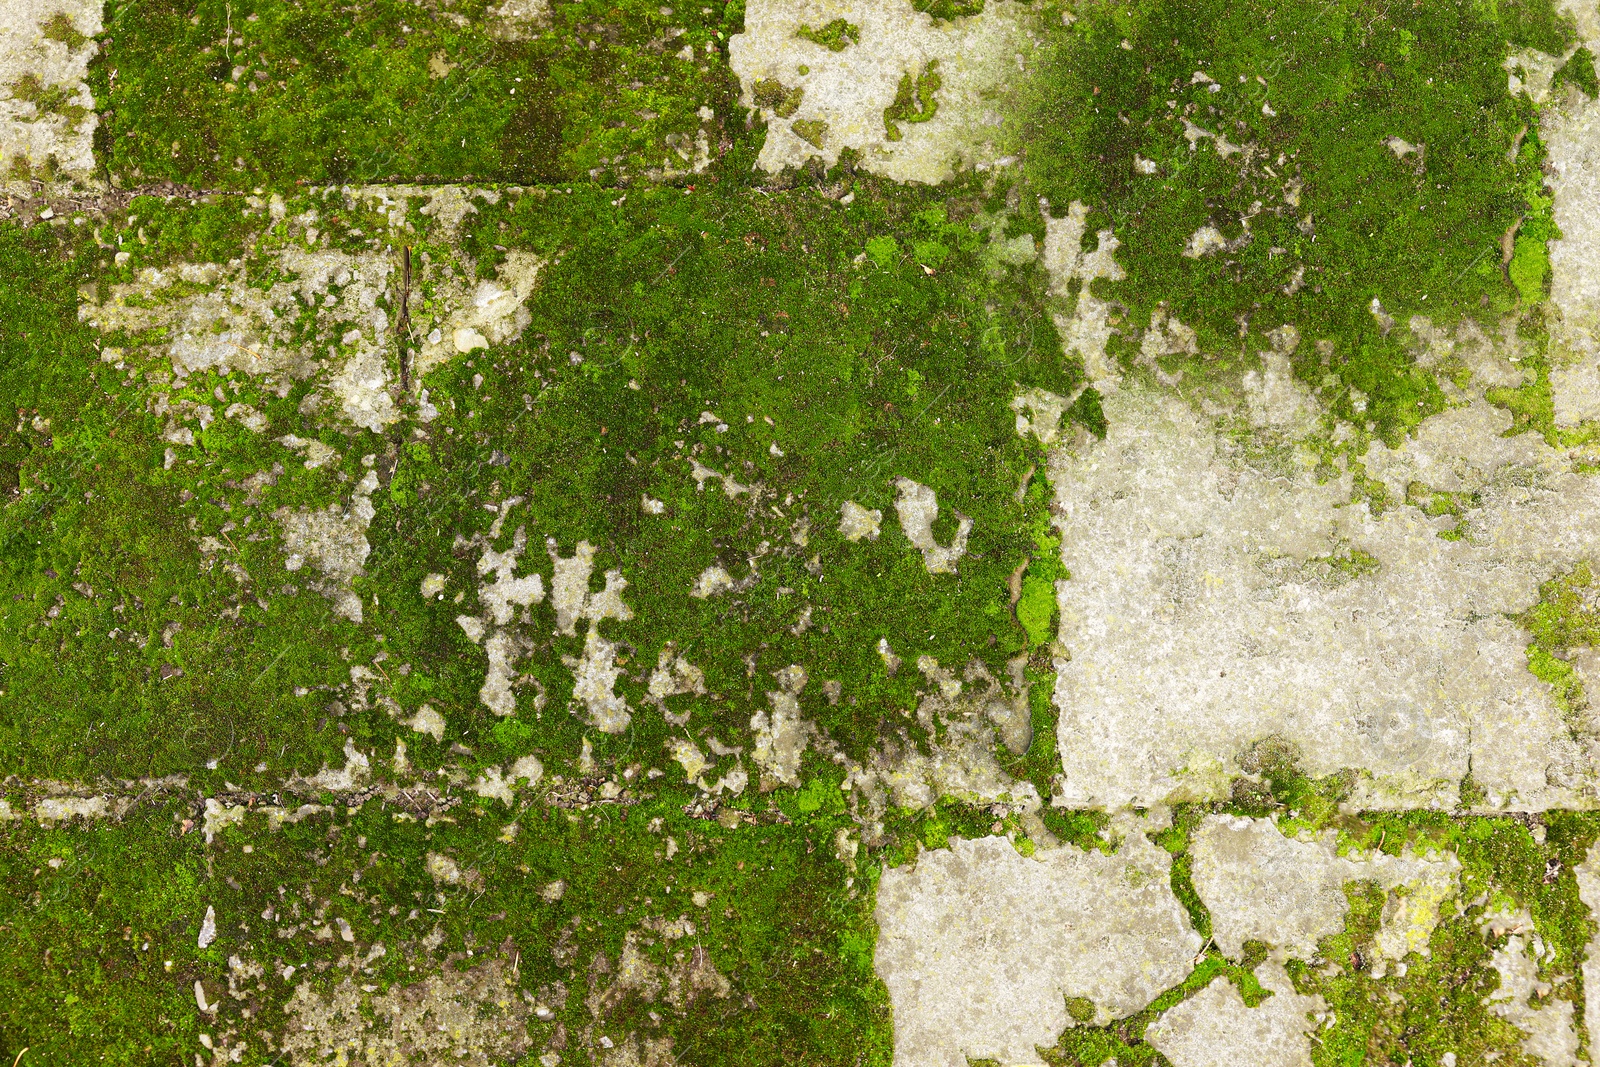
[838,499,882,541]
[1480,908,1580,1066]
[276,469,380,623]
[1042,200,1127,391]
[893,476,971,574]
[1546,3,1600,426]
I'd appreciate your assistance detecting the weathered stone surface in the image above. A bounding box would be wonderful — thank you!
[1576,843,1600,1058]
[1190,815,1460,962]
[0,0,100,184]
[1051,383,1600,811]
[1547,0,1600,427]
[1481,909,1581,1067]
[282,950,536,1067]
[1146,962,1324,1067]
[729,0,1033,183]
[873,830,1200,1066]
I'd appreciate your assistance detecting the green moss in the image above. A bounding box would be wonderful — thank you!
[1523,562,1600,654]
[7,3,1600,1059]
[40,13,90,51]
[911,0,986,20]
[1307,546,1381,582]
[1015,573,1055,646]
[8,73,90,130]
[753,77,805,118]
[92,0,747,188]
[883,61,941,142]
[1289,812,1600,1066]
[0,790,893,1065]
[1510,232,1551,304]
[791,118,829,148]
[1553,46,1600,98]
[1023,0,1568,441]
[1517,562,1599,721]
[1042,952,1272,1064]
[795,19,860,52]
[1152,805,1212,942]
[0,178,1071,820]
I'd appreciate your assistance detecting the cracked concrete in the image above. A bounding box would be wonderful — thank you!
[1147,961,1325,1067]
[1190,815,1460,962]
[873,829,1200,1066]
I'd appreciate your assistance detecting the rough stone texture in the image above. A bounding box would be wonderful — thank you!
[414,250,544,381]
[838,500,882,541]
[893,476,971,574]
[1481,909,1581,1067]
[79,188,537,435]
[276,469,380,623]
[1189,815,1460,962]
[729,0,1034,183]
[564,629,633,734]
[1576,842,1600,1054]
[844,657,1042,840]
[873,830,1200,1067]
[1050,382,1600,811]
[1041,201,1126,390]
[0,0,101,183]
[1011,386,1075,446]
[1146,962,1324,1067]
[282,950,535,1067]
[1546,0,1600,427]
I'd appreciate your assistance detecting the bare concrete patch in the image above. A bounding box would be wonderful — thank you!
[549,540,633,635]
[281,948,534,1067]
[647,645,706,725]
[1182,223,1229,259]
[729,0,1035,183]
[1050,382,1600,811]
[407,704,446,741]
[487,0,552,40]
[288,739,372,793]
[873,830,1200,1067]
[1042,200,1126,391]
[689,564,736,598]
[1190,815,1460,962]
[1481,909,1580,1066]
[843,656,1041,843]
[32,793,111,822]
[564,629,633,734]
[1146,962,1324,1067]
[893,477,971,574]
[1545,2,1600,426]
[1010,386,1075,446]
[1242,342,1317,432]
[1361,399,1566,499]
[838,500,882,541]
[79,193,544,440]
[412,251,544,381]
[751,667,809,787]
[276,469,380,623]
[1575,842,1600,1052]
[0,0,101,184]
